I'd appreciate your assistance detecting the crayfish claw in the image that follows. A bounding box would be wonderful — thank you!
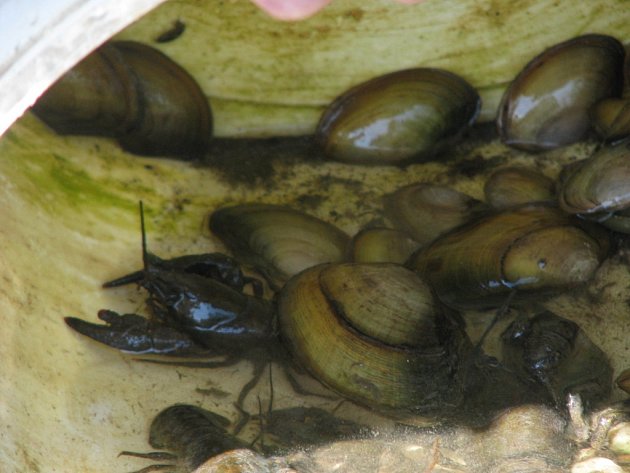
[64,310,211,356]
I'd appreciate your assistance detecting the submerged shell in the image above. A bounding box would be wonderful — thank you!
[277,263,467,411]
[558,140,630,216]
[349,227,420,264]
[209,204,350,288]
[383,183,486,245]
[600,208,630,234]
[591,98,630,143]
[484,167,555,209]
[615,368,630,394]
[113,41,212,157]
[498,34,624,151]
[408,204,609,310]
[32,43,138,137]
[316,68,480,164]
[32,41,212,158]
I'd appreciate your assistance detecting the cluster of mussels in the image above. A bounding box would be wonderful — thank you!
[32,35,630,163]
[57,33,630,473]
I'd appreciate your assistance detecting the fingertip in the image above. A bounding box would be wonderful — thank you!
[249,0,333,21]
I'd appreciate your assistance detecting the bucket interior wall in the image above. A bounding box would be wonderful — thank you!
[1,1,630,471]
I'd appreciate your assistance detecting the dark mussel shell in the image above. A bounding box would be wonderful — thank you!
[32,43,139,137]
[497,34,625,151]
[277,262,469,412]
[383,183,486,245]
[558,140,630,216]
[209,203,350,288]
[408,204,609,310]
[591,97,630,144]
[316,68,481,165]
[348,227,420,264]
[591,49,630,143]
[484,167,555,209]
[558,140,630,233]
[33,41,212,159]
[112,41,212,157]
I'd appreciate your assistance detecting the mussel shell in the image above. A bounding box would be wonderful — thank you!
[32,43,139,136]
[598,208,630,233]
[615,369,630,394]
[591,97,630,143]
[277,263,467,411]
[209,204,350,288]
[33,41,213,158]
[318,263,439,346]
[383,183,486,245]
[484,167,555,209]
[497,34,625,151]
[316,68,481,164]
[348,227,420,264]
[558,140,630,215]
[407,204,609,310]
[113,41,212,157]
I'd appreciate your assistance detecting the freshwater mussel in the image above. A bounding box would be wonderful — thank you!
[483,167,556,209]
[408,203,610,310]
[591,97,630,143]
[348,227,420,264]
[558,140,630,233]
[315,68,481,165]
[497,34,624,151]
[209,204,350,289]
[383,183,487,245]
[277,262,469,413]
[32,41,212,158]
[591,52,630,143]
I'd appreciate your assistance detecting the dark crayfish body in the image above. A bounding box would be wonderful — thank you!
[65,202,276,370]
[140,257,274,353]
[66,250,275,359]
[121,404,251,473]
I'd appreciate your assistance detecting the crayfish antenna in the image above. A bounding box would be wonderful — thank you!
[102,201,151,288]
[140,200,149,272]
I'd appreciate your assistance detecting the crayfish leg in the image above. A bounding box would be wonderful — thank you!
[119,451,177,461]
[118,449,175,473]
[136,355,242,369]
[102,270,145,288]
